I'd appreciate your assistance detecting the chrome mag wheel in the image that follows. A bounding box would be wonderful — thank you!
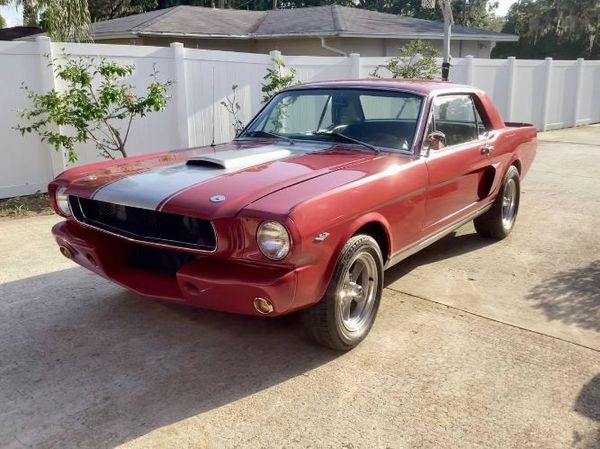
[337,252,378,334]
[300,234,383,350]
[501,177,518,229]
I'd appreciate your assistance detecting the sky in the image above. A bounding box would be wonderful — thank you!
[1,0,518,27]
[1,4,22,27]
[495,0,518,16]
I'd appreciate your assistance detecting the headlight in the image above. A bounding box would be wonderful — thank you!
[257,221,291,260]
[55,186,71,216]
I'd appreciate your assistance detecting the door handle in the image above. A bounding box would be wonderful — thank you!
[481,145,495,155]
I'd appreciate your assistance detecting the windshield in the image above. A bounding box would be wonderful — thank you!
[240,88,424,153]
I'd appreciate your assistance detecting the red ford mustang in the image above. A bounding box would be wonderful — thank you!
[49,80,536,350]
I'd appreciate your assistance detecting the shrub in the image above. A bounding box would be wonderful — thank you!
[261,56,300,104]
[16,56,172,163]
[371,40,440,80]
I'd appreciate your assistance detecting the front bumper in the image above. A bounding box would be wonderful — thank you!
[52,221,298,316]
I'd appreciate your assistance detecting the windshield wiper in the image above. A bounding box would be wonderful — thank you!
[313,131,379,154]
[237,130,295,145]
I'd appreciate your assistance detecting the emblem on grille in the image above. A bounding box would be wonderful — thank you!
[210,195,226,203]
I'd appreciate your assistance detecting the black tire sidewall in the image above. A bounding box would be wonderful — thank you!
[326,235,384,348]
[500,166,521,234]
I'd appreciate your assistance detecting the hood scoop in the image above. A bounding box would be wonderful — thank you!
[187,146,293,171]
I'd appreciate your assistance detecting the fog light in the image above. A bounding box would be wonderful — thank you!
[59,245,73,259]
[254,297,274,315]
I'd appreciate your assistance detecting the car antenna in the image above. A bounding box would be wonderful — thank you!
[211,66,216,149]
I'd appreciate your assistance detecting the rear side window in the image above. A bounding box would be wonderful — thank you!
[432,95,479,146]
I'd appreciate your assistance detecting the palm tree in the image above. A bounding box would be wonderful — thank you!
[0,0,91,41]
[0,0,40,26]
[44,0,92,41]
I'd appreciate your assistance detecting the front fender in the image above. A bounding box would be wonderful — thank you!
[290,212,392,312]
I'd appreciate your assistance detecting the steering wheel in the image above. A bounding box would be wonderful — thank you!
[368,133,409,150]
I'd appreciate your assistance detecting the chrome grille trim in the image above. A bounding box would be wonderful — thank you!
[69,196,217,253]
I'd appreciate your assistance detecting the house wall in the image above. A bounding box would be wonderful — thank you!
[2,39,598,198]
[97,35,495,58]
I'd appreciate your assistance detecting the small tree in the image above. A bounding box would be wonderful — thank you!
[261,56,299,104]
[371,40,440,80]
[220,84,244,136]
[16,56,172,163]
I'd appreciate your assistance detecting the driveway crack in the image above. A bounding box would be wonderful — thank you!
[384,286,600,354]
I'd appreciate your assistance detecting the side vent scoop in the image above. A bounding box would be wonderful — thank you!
[187,146,293,171]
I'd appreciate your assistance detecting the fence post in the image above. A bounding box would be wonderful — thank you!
[465,55,474,85]
[36,36,67,176]
[349,53,360,79]
[171,42,190,148]
[505,56,516,122]
[572,58,584,127]
[541,57,553,131]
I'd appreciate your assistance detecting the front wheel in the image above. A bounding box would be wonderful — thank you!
[300,235,384,351]
[474,165,520,239]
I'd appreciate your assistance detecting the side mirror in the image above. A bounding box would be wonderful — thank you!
[426,131,446,151]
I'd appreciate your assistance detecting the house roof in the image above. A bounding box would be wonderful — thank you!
[92,5,518,42]
[0,26,43,41]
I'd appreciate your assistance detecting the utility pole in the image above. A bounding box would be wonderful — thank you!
[421,0,453,81]
[441,0,454,81]
[273,0,278,9]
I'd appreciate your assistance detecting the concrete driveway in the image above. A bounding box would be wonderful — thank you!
[1,126,599,449]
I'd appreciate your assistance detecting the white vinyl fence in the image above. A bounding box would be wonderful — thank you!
[1,37,599,199]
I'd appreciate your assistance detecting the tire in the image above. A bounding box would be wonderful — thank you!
[300,234,384,351]
[474,165,520,240]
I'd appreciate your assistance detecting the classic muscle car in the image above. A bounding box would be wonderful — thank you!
[49,80,536,350]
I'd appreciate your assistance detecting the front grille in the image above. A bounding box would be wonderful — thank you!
[70,196,217,251]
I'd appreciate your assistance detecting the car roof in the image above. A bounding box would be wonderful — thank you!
[286,79,478,96]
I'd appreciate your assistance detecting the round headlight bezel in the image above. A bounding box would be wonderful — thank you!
[256,221,291,261]
[55,186,72,216]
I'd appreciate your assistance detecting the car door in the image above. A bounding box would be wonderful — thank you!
[423,94,497,233]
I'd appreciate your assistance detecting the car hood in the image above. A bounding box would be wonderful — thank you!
[64,140,380,219]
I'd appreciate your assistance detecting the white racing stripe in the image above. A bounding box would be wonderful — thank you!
[92,145,297,210]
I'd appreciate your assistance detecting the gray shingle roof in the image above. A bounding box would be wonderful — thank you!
[92,5,517,42]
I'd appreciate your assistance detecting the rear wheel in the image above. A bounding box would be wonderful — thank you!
[474,165,520,239]
[300,235,383,351]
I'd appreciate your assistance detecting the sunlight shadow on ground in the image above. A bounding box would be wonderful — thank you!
[527,261,600,332]
[0,268,339,448]
[384,230,494,286]
[574,374,600,449]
